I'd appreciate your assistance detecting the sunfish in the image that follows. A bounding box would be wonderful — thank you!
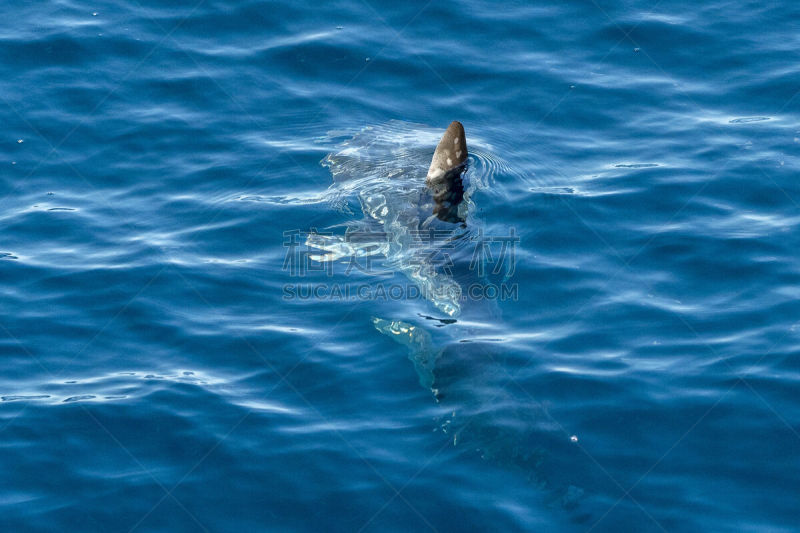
[306,120,480,316]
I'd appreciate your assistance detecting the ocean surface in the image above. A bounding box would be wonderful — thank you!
[1,1,799,531]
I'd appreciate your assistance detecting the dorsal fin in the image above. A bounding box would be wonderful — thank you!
[426,121,468,184]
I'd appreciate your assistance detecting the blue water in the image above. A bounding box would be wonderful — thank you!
[1,1,799,531]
